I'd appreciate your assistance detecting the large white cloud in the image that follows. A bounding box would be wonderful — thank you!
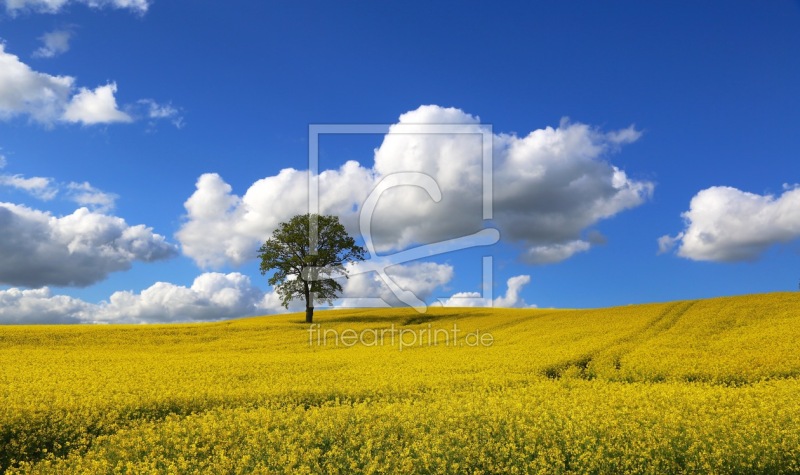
[0,43,73,124]
[0,202,177,287]
[2,0,148,14]
[659,185,800,262]
[493,119,650,263]
[178,105,652,267]
[178,162,374,267]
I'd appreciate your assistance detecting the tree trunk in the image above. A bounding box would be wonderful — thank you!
[304,280,313,323]
[305,306,314,324]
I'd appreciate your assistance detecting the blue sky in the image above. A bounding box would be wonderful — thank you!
[1,1,799,323]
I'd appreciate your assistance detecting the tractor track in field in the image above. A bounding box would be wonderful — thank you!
[543,301,697,380]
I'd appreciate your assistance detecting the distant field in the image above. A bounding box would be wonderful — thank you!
[2,292,799,474]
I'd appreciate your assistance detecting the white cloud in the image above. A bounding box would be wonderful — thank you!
[177,105,652,268]
[492,120,652,264]
[0,42,73,123]
[0,161,117,210]
[62,83,132,125]
[0,202,177,287]
[96,272,287,323]
[140,100,175,118]
[337,262,454,308]
[3,267,455,324]
[66,181,117,212]
[660,185,800,262]
[0,259,511,323]
[0,287,91,324]
[1,43,170,126]
[493,274,533,307]
[606,125,643,145]
[2,0,149,14]
[0,174,58,200]
[440,274,534,308]
[0,273,285,324]
[32,29,72,58]
[178,162,373,267]
[0,153,6,168]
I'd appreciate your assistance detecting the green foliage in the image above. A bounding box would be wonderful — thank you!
[258,214,365,313]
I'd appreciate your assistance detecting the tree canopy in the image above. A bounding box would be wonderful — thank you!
[258,214,365,323]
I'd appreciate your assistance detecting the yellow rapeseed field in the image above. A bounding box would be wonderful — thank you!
[2,292,799,474]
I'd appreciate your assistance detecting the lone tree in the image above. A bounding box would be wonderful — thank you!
[258,213,365,323]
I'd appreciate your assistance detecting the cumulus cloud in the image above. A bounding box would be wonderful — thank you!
[493,275,533,307]
[0,273,283,324]
[95,272,290,323]
[62,83,132,124]
[2,0,149,14]
[0,43,73,123]
[178,162,374,267]
[440,274,534,308]
[660,185,800,262]
[0,43,173,126]
[0,264,452,324]
[0,287,90,324]
[492,118,651,264]
[178,105,652,268]
[32,28,72,58]
[0,203,177,287]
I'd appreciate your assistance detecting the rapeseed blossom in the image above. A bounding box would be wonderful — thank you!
[1,292,799,473]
